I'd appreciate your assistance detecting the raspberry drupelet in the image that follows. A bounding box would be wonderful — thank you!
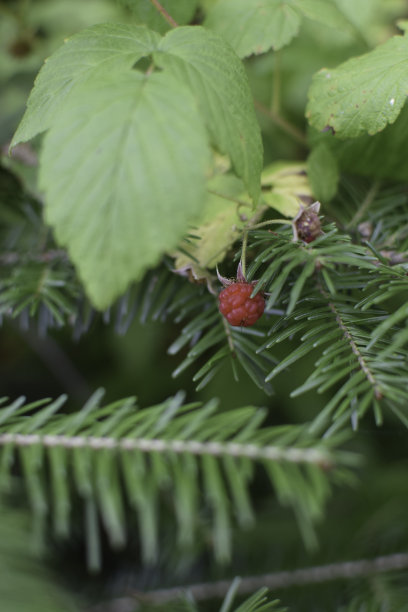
[217,261,265,327]
[218,282,265,327]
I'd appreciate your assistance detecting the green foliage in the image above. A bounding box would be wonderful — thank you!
[154,27,263,202]
[307,143,339,203]
[10,23,161,147]
[306,25,408,138]
[2,0,408,609]
[118,0,199,33]
[12,22,262,308]
[205,0,353,58]
[340,575,408,612]
[218,581,286,612]
[39,71,210,309]
[244,224,408,429]
[0,506,77,612]
[309,103,408,181]
[135,579,286,612]
[167,284,276,395]
[0,391,353,570]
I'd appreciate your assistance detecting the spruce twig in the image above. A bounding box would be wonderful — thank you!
[140,553,408,604]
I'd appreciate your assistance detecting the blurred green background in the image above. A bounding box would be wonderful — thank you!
[1,1,408,611]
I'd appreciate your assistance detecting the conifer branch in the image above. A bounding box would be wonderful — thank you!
[0,391,355,566]
[0,432,333,467]
[141,552,408,603]
[321,288,383,400]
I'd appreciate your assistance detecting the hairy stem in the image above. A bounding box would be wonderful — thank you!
[247,219,291,230]
[148,0,178,28]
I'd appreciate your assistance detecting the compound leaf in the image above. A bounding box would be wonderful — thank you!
[306,28,408,138]
[11,23,160,148]
[205,0,353,58]
[155,26,263,203]
[39,71,211,309]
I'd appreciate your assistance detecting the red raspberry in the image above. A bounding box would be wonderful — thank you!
[218,282,265,327]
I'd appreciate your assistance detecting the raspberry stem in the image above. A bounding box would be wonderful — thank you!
[246,219,292,231]
[241,231,248,278]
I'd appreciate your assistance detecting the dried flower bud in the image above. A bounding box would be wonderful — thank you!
[292,202,322,243]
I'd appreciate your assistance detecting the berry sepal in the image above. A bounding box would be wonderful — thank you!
[216,259,248,288]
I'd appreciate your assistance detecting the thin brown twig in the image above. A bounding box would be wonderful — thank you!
[254,100,308,147]
[148,0,178,28]
[89,552,408,610]
[142,552,408,603]
[0,249,67,265]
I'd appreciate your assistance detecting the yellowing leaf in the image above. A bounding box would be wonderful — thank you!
[261,162,313,217]
[173,175,251,277]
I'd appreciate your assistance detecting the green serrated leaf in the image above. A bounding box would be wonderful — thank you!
[309,102,408,181]
[306,29,408,138]
[205,0,301,57]
[204,0,353,58]
[11,23,160,148]
[39,71,211,309]
[155,26,263,203]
